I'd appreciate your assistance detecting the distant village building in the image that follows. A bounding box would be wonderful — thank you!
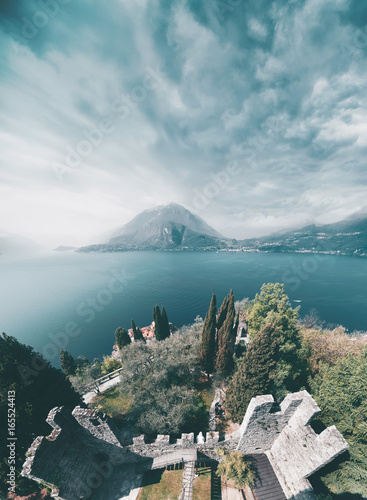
[22,391,348,500]
[127,321,175,341]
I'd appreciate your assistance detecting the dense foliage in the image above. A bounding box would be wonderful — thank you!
[118,325,206,434]
[60,349,77,376]
[226,283,308,422]
[216,290,238,375]
[309,349,367,497]
[226,323,279,422]
[153,305,171,341]
[301,326,367,374]
[216,451,255,489]
[199,291,217,375]
[246,283,299,338]
[0,333,81,497]
[69,354,121,393]
[198,290,238,377]
[115,327,131,349]
[131,319,145,342]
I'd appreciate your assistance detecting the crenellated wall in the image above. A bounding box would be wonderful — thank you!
[236,394,302,454]
[266,391,349,499]
[22,391,348,500]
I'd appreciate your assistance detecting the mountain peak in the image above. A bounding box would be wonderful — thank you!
[105,203,225,249]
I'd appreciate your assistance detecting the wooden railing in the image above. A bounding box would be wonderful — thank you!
[85,366,124,390]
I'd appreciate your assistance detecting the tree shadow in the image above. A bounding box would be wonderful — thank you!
[308,450,365,500]
[139,468,164,487]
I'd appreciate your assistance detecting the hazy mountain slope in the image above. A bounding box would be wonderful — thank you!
[0,232,42,255]
[79,203,228,251]
[78,205,367,255]
[239,212,367,256]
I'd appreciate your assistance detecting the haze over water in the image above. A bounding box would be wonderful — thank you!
[0,251,366,367]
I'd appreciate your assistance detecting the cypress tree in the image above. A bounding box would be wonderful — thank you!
[60,349,77,376]
[199,291,217,375]
[153,305,163,340]
[115,327,131,349]
[217,296,228,331]
[161,307,171,340]
[226,323,279,422]
[131,320,145,342]
[215,290,236,376]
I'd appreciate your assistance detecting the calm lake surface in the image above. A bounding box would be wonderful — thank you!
[0,251,366,366]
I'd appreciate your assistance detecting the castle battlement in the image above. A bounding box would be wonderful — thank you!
[22,391,348,500]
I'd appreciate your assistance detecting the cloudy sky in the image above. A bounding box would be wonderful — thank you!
[0,0,366,247]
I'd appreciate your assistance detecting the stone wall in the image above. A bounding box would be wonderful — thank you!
[72,406,122,448]
[267,391,349,499]
[236,394,302,454]
[22,391,348,500]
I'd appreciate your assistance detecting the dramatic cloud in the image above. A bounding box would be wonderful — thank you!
[0,0,366,245]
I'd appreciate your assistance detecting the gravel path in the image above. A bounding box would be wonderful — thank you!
[82,375,121,404]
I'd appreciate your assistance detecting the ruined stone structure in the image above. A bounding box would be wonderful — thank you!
[22,391,348,500]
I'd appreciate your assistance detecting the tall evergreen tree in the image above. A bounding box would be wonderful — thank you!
[215,290,236,375]
[115,327,131,349]
[60,349,77,376]
[199,291,217,375]
[153,305,163,340]
[217,296,228,331]
[131,320,145,342]
[160,307,171,340]
[226,323,280,422]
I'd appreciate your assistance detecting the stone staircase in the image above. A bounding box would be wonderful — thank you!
[211,466,221,500]
[179,461,196,500]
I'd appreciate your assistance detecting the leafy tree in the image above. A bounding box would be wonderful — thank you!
[74,355,90,375]
[59,349,77,376]
[216,450,255,489]
[0,333,81,497]
[246,283,298,338]
[131,319,145,342]
[227,284,308,422]
[118,329,203,434]
[199,291,217,375]
[216,290,236,376]
[301,326,367,375]
[101,356,121,375]
[115,327,131,349]
[160,306,171,340]
[309,349,367,497]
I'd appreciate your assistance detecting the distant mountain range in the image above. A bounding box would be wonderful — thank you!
[78,203,367,256]
[238,211,367,256]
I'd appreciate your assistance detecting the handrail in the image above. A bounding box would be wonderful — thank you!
[85,366,123,390]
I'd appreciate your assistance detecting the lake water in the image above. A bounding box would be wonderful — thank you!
[0,251,366,367]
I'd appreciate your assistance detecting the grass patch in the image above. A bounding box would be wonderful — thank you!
[198,386,214,413]
[137,469,183,500]
[89,386,132,419]
[193,467,211,500]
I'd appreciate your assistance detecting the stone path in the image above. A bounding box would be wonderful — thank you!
[209,388,223,431]
[180,461,195,500]
[83,375,121,404]
[221,485,242,500]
